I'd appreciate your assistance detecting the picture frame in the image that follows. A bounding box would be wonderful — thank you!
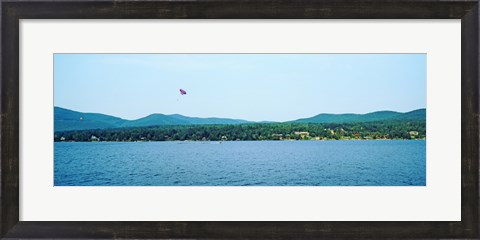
[1,0,478,238]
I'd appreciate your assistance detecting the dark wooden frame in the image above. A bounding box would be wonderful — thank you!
[1,0,478,239]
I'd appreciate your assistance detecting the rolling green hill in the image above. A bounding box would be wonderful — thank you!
[54,107,128,131]
[395,109,426,121]
[55,107,250,132]
[121,113,250,128]
[293,109,425,124]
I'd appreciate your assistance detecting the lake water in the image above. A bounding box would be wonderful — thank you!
[54,140,426,186]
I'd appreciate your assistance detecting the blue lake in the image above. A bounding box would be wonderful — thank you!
[54,140,426,186]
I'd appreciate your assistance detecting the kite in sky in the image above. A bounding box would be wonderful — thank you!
[179,89,187,95]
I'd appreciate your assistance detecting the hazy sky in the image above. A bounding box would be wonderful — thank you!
[54,54,426,122]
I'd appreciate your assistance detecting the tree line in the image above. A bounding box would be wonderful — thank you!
[54,121,426,142]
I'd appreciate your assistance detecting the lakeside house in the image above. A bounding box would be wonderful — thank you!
[409,130,419,139]
[271,133,283,140]
[294,131,310,140]
[294,131,309,136]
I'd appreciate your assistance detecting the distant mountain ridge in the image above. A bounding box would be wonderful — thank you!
[54,107,426,132]
[54,107,250,132]
[294,109,426,124]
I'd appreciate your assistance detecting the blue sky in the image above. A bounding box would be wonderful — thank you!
[54,54,426,122]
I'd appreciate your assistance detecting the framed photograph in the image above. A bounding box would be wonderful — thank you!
[1,0,478,239]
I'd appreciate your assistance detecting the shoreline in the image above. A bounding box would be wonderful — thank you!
[54,138,426,143]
